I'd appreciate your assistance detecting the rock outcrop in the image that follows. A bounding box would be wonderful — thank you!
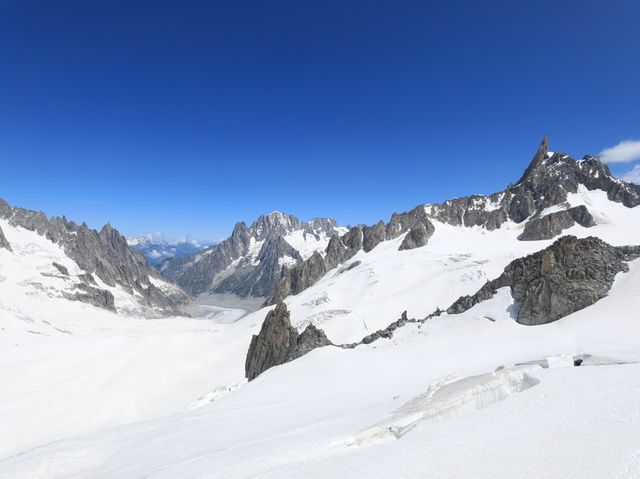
[0,225,11,252]
[519,205,596,241]
[64,282,116,312]
[245,302,332,380]
[0,198,190,315]
[447,236,636,325]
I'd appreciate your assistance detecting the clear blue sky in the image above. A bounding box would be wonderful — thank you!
[1,0,639,240]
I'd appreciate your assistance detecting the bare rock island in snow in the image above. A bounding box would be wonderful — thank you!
[448,235,640,325]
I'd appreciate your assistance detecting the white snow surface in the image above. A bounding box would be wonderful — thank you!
[1,189,640,478]
[283,226,348,260]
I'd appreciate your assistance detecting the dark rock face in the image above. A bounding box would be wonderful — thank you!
[0,225,12,252]
[52,262,69,275]
[447,236,635,325]
[447,282,499,316]
[0,199,190,315]
[214,235,303,297]
[399,221,435,250]
[64,282,116,312]
[163,221,252,295]
[245,302,332,380]
[519,205,596,241]
[159,212,343,298]
[503,236,630,325]
[266,251,327,305]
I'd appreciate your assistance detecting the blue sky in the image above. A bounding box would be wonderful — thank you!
[1,1,639,240]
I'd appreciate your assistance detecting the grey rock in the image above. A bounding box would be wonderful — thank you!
[447,282,499,315]
[363,221,387,253]
[245,301,332,380]
[265,251,327,305]
[447,236,634,325]
[0,225,12,252]
[52,262,69,275]
[325,235,351,269]
[291,323,332,360]
[617,245,640,261]
[519,205,596,241]
[64,282,116,312]
[78,273,98,286]
[399,221,435,250]
[336,260,361,275]
[504,236,628,325]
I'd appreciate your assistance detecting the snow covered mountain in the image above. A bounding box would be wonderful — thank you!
[2,138,640,478]
[266,136,640,304]
[0,199,191,317]
[158,212,347,298]
[127,233,215,266]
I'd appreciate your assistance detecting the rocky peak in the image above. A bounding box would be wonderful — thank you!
[245,301,332,380]
[250,212,301,239]
[515,135,549,185]
[159,211,344,298]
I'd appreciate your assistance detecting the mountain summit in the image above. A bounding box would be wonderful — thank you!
[158,212,346,298]
[266,138,640,304]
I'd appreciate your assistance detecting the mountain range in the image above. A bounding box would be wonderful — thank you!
[2,137,640,478]
[157,212,347,298]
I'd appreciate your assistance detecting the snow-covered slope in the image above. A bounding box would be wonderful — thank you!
[2,254,639,478]
[1,141,640,478]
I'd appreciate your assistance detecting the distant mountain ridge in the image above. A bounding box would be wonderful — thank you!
[128,234,215,266]
[158,212,346,298]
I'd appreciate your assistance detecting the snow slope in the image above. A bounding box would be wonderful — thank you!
[0,189,639,478]
[2,260,640,478]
